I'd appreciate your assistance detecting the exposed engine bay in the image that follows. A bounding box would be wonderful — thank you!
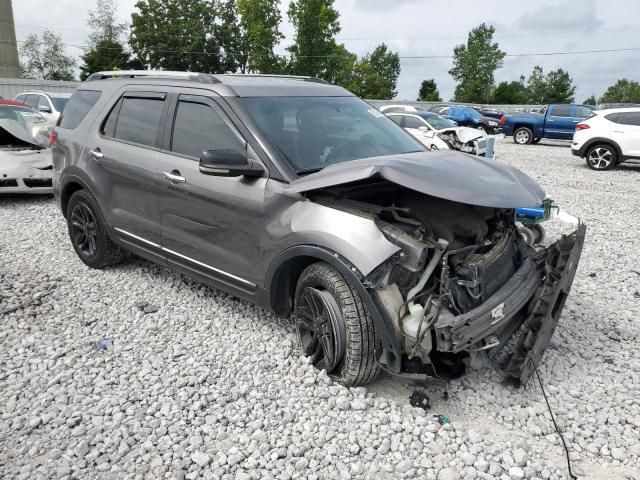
[437,130,487,156]
[306,179,586,385]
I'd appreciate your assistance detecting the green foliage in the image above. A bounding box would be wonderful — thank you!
[526,66,575,104]
[130,0,237,73]
[492,77,528,104]
[417,79,441,101]
[87,0,129,47]
[339,44,400,99]
[599,79,640,104]
[583,95,597,106]
[237,0,283,74]
[80,40,133,80]
[287,0,341,78]
[19,31,76,81]
[449,23,505,103]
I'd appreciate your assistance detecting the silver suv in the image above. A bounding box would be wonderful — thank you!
[52,71,585,386]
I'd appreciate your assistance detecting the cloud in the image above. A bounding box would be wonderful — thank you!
[352,0,419,10]
[515,0,603,32]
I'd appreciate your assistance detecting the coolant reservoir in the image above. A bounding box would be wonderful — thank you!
[402,303,432,360]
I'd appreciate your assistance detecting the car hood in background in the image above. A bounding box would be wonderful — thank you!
[291,151,545,209]
[437,126,485,143]
[0,119,50,149]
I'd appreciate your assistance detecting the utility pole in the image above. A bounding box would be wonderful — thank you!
[0,0,20,78]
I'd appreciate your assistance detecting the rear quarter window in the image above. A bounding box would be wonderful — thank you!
[59,90,102,129]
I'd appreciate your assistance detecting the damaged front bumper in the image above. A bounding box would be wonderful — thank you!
[374,223,586,386]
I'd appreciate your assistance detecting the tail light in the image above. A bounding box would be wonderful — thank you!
[48,131,57,146]
[499,115,506,126]
[575,123,590,131]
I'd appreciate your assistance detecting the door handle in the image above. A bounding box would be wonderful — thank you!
[89,148,104,160]
[163,170,186,184]
[613,130,625,134]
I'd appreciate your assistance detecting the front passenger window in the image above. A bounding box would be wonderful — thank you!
[171,101,244,159]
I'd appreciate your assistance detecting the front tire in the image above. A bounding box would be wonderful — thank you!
[66,190,127,269]
[586,144,617,171]
[294,262,379,386]
[514,127,533,145]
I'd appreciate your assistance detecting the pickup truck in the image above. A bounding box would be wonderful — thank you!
[500,104,596,144]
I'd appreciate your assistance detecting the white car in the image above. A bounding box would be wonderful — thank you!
[15,91,72,123]
[0,104,53,194]
[572,108,640,171]
[384,109,489,157]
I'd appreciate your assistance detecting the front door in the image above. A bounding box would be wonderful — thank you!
[155,94,266,294]
[83,89,167,255]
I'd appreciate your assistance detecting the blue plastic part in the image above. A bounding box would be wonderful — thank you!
[516,207,545,218]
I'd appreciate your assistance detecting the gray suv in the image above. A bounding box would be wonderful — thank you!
[52,71,585,387]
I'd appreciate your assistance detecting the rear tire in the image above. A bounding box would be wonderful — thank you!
[514,127,533,145]
[294,262,379,386]
[586,144,617,171]
[66,190,127,269]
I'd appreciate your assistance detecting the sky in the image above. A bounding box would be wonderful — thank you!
[12,0,640,102]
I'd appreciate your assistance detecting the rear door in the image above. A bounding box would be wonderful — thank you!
[545,105,574,139]
[617,112,640,157]
[83,89,167,258]
[155,93,266,293]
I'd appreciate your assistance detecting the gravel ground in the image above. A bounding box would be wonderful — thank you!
[1,138,639,480]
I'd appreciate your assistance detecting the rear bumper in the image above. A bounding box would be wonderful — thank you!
[571,145,585,157]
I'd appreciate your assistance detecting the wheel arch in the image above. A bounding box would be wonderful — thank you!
[582,137,623,159]
[60,178,90,219]
[265,245,402,373]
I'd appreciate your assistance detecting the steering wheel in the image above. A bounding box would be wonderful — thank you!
[324,135,383,164]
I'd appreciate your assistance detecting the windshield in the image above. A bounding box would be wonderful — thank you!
[237,96,424,173]
[51,97,69,112]
[421,113,457,130]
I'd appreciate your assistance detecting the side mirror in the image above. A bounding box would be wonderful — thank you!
[38,105,52,113]
[199,149,264,178]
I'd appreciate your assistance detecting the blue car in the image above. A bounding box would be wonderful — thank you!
[500,104,596,145]
[429,104,501,134]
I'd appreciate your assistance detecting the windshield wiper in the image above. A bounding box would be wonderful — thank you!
[296,167,323,176]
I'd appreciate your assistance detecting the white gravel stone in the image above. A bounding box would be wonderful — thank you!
[1,139,639,479]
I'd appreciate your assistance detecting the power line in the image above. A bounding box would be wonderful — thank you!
[14,40,640,60]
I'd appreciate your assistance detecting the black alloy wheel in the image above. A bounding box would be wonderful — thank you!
[296,286,346,372]
[70,202,99,258]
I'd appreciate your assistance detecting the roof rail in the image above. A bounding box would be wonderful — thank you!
[85,70,220,84]
[219,74,329,85]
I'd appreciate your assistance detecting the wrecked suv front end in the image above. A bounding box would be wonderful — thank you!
[292,151,585,385]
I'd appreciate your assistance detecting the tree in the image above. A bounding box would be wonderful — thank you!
[130,0,236,73]
[526,66,575,104]
[599,79,640,104]
[82,0,132,80]
[417,79,441,101]
[583,95,597,106]
[80,40,133,80]
[339,44,400,99]
[287,0,342,78]
[449,23,506,103]
[237,0,283,74]
[492,76,528,104]
[19,31,76,81]
[87,0,129,47]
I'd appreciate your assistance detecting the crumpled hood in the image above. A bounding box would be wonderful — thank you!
[437,126,485,143]
[0,119,49,148]
[291,151,545,209]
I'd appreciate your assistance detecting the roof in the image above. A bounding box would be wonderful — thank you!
[82,70,354,98]
[594,107,640,114]
[20,90,72,98]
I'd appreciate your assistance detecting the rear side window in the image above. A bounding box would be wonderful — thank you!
[404,116,424,129]
[605,113,622,124]
[102,94,165,148]
[549,105,572,117]
[575,106,594,119]
[171,100,244,158]
[59,90,101,129]
[24,94,40,108]
[388,115,402,126]
[620,112,640,126]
